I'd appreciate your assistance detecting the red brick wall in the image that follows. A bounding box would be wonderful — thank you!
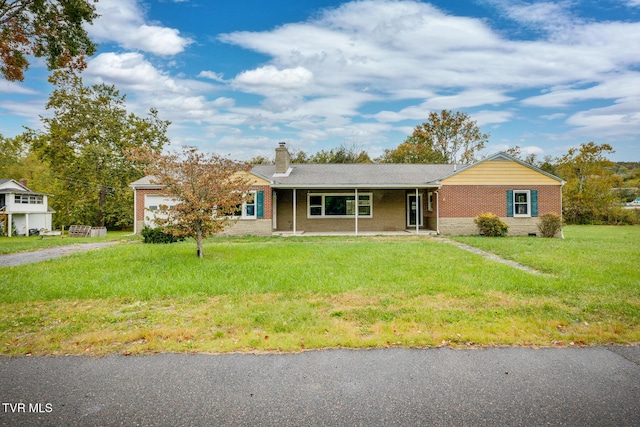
[438,185,562,218]
[135,189,165,220]
[135,186,273,220]
[253,185,273,220]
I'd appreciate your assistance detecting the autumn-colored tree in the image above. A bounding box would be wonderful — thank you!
[30,71,169,228]
[390,110,489,164]
[555,142,622,224]
[138,146,253,258]
[0,0,98,81]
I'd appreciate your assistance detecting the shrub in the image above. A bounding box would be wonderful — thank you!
[606,206,640,225]
[141,226,184,244]
[474,212,508,237]
[537,212,562,237]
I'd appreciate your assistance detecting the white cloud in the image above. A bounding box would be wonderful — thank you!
[220,0,640,130]
[0,81,39,95]
[473,110,515,127]
[233,66,313,91]
[565,98,640,139]
[90,0,192,55]
[198,71,225,82]
[522,73,640,107]
[70,0,640,159]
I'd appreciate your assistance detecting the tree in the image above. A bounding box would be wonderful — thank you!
[136,146,253,258]
[0,0,98,81]
[377,135,446,164]
[394,110,489,164]
[308,143,372,164]
[505,146,556,174]
[30,71,169,228]
[0,134,26,176]
[248,155,273,165]
[289,148,309,164]
[555,142,622,224]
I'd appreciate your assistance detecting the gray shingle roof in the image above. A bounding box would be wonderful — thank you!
[250,164,467,188]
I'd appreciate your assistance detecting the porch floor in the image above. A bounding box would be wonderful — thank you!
[273,230,438,237]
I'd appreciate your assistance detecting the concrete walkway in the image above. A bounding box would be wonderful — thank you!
[0,242,121,267]
[432,237,546,275]
[1,346,638,426]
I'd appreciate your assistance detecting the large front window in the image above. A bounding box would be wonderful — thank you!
[308,193,372,218]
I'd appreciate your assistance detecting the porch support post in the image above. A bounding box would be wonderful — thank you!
[415,188,419,235]
[354,188,358,236]
[293,188,297,235]
[7,213,12,237]
[133,188,138,234]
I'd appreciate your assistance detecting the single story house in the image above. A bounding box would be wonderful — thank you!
[130,144,565,237]
[0,179,54,237]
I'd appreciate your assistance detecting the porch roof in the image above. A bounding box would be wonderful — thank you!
[250,164,466,189]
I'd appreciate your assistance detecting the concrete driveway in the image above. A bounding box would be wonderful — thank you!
[1,346,639,426]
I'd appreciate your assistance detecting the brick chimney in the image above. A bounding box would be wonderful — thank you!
[275,142,290,174]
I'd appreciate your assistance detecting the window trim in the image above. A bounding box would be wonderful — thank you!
[14,194,43,204]
[513,190,531,217]
[233,190,258,219]
[307,192,373,219]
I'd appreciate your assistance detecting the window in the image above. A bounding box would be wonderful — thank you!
[427,192,434,212]
[233,190,258,219]
[308,193,373,218]
[14,195,43,204]
[507,190,538,218]
[514,191,530,216]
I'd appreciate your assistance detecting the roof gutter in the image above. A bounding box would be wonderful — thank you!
[269,183,442,189]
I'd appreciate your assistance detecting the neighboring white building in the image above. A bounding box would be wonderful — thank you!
[0,179,54,237]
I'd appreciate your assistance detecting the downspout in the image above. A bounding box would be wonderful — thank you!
[355,188,358,236]
[435,190,440,235]
[415,188,419,235]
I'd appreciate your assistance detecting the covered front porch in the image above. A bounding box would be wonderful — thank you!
[270,187,440,236]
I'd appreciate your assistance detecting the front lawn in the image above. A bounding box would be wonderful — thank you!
[1,226,638,355]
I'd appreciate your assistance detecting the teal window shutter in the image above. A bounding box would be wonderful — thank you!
[531,190,538,217]
[256,190,264,219]
[506,190,514,217]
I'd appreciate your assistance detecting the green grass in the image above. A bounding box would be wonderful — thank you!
[0,231,138,254]
[0,226,638,355]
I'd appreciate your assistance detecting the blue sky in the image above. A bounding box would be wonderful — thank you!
[1,0,640,161]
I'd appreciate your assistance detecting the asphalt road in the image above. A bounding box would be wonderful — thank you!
[1,346,639,426]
